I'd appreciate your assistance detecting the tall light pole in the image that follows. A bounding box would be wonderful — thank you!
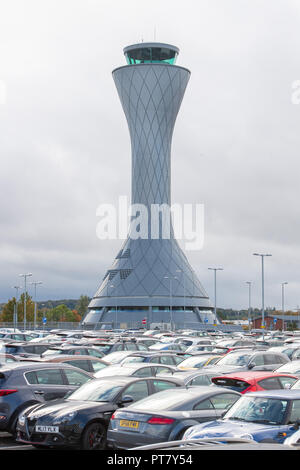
[246,281,252,331]
[176,269,185,328]
[208,268,223,322]
[19,273,32,331]
[281,282,288,332]
[30,281,43,330]
[164,275,178,331]
[253,253,272,337]
[109,284,117,329]
[12,286,22,332]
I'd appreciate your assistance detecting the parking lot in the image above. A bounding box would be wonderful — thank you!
[1,326,300,451]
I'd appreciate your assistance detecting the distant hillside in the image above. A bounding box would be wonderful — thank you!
[37,299,91,310]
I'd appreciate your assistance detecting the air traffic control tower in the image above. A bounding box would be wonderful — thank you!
[82,43,218,329]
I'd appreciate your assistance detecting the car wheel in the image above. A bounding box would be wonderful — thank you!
[81,422,106,450]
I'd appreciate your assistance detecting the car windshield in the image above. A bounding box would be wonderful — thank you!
[127,389,188,411]
[276,362,300,375]
[224,395,288,425]
[95,345,112,354]
[177,356,213,369]
[121,356,146,364]
[291,380,300,389]
[42,348,67,356]
[94,366,128,378]
[215,352,251,366]
[68,380,123,402]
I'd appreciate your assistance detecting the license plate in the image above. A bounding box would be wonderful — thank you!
[35,425,59,433]
[119,420,139,429]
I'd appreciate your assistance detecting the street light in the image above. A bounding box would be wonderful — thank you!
[208,268,223,321]
[108,284,117,329]
[245,281,252,331]
[253,253,272,337]
[12,286,22,332]
[164,275,178,331]
[175,269,186,328]
[30,281,43,330]
[281,282,288,332]
[19,273,32,331]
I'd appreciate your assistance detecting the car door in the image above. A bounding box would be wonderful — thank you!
[25,368,70,401]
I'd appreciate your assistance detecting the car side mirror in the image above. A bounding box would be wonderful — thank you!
[284,383,292,389]
[248,362,255,369]
[117,395,134,406]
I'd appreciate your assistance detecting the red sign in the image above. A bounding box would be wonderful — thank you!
[142,318,147,324]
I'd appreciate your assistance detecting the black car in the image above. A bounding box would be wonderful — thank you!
[0,362,93,435]
[107,386,241,449]
[16,376,183,449]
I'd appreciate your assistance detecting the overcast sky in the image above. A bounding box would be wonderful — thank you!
[0,0,300,311]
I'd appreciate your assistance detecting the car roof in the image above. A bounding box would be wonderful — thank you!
[0,361,93,373]
[91,376,183,385]
[39,355,108,363]
[246,389,300,399]
[211,371,298,381]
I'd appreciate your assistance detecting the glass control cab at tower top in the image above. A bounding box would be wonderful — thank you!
[123,42,179,65]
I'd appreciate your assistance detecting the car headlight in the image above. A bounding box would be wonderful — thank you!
[53,411,77,425]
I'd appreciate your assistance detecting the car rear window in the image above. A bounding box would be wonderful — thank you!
[212,377,250,392]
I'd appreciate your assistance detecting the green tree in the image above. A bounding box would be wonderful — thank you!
[75,295,90,318]
[46,304,80,322]
[0,293,35,322]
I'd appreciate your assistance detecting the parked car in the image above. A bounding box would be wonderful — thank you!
[0,353,19,364]
[93,363,177,378]
[36,355,110,374]
[176,354,224,370]
[157,369,227,386]
[119,352,189,367]
[182,390,300,443]
[16,376,183,449]
[0,342,58,358]
[0,332,34,342]
[211,371,299,393]
[83,341,149,356]
[199,349,290,374]
[107,386,241,449]
[0,362,94,435]
[275,360,300,377]
[41,345,105,359]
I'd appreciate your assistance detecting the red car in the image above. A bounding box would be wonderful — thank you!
[211,371,299,394]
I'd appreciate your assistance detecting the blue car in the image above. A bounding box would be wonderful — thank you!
[182,390,300,443]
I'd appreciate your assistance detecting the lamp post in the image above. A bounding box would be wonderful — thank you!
[109,284,117,329]
[19,273,32,331]
[176,269,185,328]
[253,253,272,338]
[246,281,252,331]
[208,268,223,322]
[12,286,22,332]
[30,281,43,330]
[281,282,288,332]
[164,275,178,331]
